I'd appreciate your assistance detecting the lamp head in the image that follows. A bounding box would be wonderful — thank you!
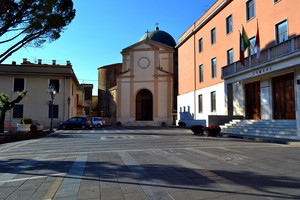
[48,84,56,93]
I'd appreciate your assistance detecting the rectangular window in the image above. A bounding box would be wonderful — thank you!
[246,0,255,21]
[84,88,92,100]
[84,107,90,115]
[227,49,234,65]
[248,37,256,56]
[211,28,216,44]
[72,84,74,95]
[13,78,24,92]
[198,94,203,113]
[276,20,288,43]
[226,15,233,34]
[211,58,217,78]
[76,94,79,106]
[48,104,59,118]
[13,104,23,118]
[198,38,203,52]
[199,64,203,82]
[49,79,60,93]
[211,91,216,112]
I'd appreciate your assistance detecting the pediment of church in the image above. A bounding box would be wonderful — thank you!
[121,39,174,54]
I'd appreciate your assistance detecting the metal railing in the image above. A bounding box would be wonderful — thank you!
[222,35,300,78]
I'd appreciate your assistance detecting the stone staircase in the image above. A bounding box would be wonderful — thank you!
[220,120,300,141]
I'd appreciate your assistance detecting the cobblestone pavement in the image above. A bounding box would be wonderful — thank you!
[0,126,300,200]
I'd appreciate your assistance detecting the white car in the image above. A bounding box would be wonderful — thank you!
[91,117,105,127]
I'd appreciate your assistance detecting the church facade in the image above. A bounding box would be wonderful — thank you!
[116,27,177,126]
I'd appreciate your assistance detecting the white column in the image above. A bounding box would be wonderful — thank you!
[260,79,271,119]
[233,81,244,116]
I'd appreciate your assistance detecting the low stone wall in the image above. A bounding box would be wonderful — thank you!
[208,115,244,126]
[103,118,117,126]
[0,131,47,144]
[176,119,207,128]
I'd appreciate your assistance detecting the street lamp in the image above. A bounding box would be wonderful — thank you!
[67,97,70,119]
[48,84,56,133]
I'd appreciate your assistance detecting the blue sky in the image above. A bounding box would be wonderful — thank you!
[1,0,216,94]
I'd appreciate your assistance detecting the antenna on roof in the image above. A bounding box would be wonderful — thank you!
[155,22,159,30]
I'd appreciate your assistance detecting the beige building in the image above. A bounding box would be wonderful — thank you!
[98,63,122,125]
[78,84,93,117]
[116,27,177,126]
[92,95,99,117]
[0,59,80,128]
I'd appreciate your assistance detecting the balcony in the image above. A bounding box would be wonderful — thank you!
[222,35,300,79]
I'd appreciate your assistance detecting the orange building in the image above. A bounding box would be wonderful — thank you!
[177,0,300,138]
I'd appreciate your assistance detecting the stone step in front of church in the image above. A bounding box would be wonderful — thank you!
[124,121,164,126]
[220,119,300,141]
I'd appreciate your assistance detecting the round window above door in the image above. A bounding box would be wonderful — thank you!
[138,57,150,69]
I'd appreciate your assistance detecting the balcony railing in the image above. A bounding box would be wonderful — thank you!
[222,35,300,78]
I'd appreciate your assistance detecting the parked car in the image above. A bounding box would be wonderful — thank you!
[59,117,92,130]
[91,117,105,127]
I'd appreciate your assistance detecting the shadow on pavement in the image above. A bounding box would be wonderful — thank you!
[0,157,299,199]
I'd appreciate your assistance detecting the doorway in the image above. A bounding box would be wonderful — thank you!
[245,81,261,119]
[136,89,153,121]
[272,73,295,119]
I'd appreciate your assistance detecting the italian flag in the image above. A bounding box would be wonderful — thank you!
[240,26,250,65]
[242,26,250,50]
[239,32,245,65]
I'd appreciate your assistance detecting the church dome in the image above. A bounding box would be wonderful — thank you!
[140,27,176,48]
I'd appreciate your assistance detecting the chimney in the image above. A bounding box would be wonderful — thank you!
[52,60,56,65]
[66,60,71,66]
[23,58,27,63]
[12,61,16,65]
[38,59,42,64]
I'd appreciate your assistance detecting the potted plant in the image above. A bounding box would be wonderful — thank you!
[191,125,205,135]
[161,122,167,127]
[30,120,44,133]
[178,121,186,127]
[16,117,32,133]
[203,126,221,137]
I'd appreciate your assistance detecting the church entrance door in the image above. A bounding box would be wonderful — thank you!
[136,89,153,121]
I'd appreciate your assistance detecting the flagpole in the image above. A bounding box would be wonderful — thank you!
[255,19,261,59]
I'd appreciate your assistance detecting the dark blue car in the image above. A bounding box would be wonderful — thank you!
[59,117,92,130]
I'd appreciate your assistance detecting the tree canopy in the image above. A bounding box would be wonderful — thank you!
[0,0,76,63]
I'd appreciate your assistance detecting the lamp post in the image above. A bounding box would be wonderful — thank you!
[67,97,70,119]
[48,84,56,133]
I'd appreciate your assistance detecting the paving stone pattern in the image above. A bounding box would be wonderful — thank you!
[0,126,299,199]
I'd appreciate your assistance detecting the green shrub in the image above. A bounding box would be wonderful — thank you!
[191,125,205,135]
[116,121,122,126]
[203,126,221,137]
[178,121,186,127]
[20,117,32,124]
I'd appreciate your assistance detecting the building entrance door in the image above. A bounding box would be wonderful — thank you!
[272,73,295,119]
[136,89,153,121]
[245,81,261,119]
